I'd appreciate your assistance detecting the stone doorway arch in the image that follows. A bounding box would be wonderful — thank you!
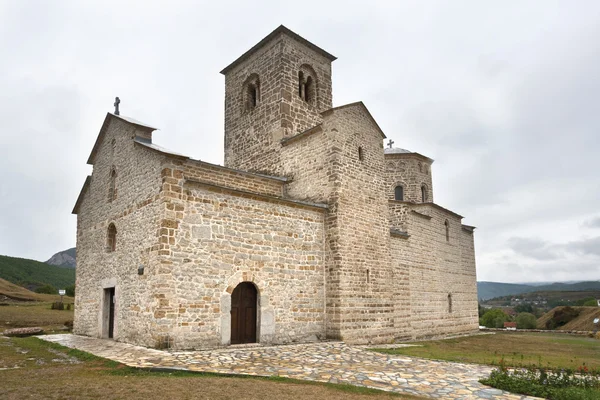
[220,273,275,346]
[230,282,257,344]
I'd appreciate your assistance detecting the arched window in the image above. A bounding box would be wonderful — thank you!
[298,64,317,106]
[305,76,314,103]
[108,167,117,202]
[242,74,260,112]
[358,146,364,161]
[394,185,404,201]
[107,223,117,252]
[445,219,450,242]
[421,184,428,203]
[418,162,423,173]
[448,293,453,313]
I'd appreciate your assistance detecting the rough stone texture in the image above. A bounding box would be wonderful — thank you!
[73,26,478,350]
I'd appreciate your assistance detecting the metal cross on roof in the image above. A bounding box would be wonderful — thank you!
[114,97,120,116]
[387,139,394,149]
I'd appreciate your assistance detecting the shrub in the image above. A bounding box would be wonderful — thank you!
[582,299,598,307]
[480,308,509,328]
[546,307,580,330]
[515,312,537,329]
[35,284,57,294]
[51,302,65,310]
[481,361,600,400]
[65,285,75,297]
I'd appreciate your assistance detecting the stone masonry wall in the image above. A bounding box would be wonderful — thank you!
[385,154,433,203]
[74,117,166,347]
[322,105,395,343]
[280,127,331,203]
[223,31,333,176]
[148,161,327,348]
[389,202,478,339]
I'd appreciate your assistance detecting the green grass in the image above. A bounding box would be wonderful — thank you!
[372,332,600,371]
[0,301,74,332]
[0,254,75,290]
[0,337,425,400]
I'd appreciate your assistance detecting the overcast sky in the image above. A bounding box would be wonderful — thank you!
[1,1,599,283]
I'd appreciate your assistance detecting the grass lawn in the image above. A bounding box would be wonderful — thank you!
[372,332,600,371]
[0,336,425,400]
[0,302,73,333]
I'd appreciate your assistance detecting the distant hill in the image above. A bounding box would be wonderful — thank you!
[45,247,76,269]
[0,254,75,291]
[0,277,67,302]
[537,306,600,331]
[478,280,600,301]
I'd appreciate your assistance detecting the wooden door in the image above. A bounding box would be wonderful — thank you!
[230,282,257,344]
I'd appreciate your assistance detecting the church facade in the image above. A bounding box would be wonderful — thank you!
[73,26,479,349]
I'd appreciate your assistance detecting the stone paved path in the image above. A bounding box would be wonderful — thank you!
[39,335,540,400]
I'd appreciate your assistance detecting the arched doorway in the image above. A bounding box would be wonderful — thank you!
[230,282,257,344]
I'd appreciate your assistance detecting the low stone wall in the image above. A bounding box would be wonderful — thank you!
[480,327,595,336]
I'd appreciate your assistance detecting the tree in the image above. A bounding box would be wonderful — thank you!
[65,285,75,297]
[583,299,598,307]
[514,303,534,313]
[480,308,509,328]
[35,284,57,294]
[515,312,537,329]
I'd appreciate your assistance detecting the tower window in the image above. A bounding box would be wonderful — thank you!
[394,185,404,201]
[358,146,364,161]
[298,64,317,106]
[445,219,450,242]
[107,223,117,252]
[242,74,260,112]
[421,184,428,202]
[108,167,117,202]
[448,293,453,313]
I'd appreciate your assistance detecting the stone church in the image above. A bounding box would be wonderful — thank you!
[72,26,479,349]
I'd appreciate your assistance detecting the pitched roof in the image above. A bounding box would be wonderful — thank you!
[72,175,91,214]
[384,147,434,163]
[321,101,386,139]
[220,25,337,75]
[86,113,158,165]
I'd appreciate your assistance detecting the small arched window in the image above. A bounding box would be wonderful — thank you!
[394,185,404,201]
[358,146,364,161]
[421,184,428,203]
[418,162,423,173]
[107,223,117,252]
[242,74,260,112]
[298,64,317,106]
[445,219,450,242]
[448,293,453,313]
[108,167,117,202]
[305,76,314,103]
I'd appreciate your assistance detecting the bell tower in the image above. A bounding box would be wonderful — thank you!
[220,25,336,176]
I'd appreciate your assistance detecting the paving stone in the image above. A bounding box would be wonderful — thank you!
[38,335,542,400]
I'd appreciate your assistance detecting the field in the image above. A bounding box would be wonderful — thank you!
[373,332,600,370]
[0,336,422,400]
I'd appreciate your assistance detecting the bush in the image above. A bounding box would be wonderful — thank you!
[582,299,598,307]
[480,308,509,328]
[65,285,75,297]
[35,284,57,294]
[546,307,580,330]
[515,312,537,329]
[51,302,65,310]
[481,361,600,400]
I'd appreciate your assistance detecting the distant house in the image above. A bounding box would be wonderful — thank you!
[504,322,517,330]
